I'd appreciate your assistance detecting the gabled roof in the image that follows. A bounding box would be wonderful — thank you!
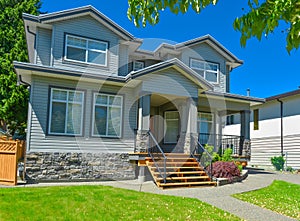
[22,5,135,41]
[129,58,214,91]
[149,35,243,68]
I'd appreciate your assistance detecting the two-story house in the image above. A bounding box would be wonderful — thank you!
[14,6,264,184]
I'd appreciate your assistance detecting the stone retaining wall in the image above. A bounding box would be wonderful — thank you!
[25,152,136,182]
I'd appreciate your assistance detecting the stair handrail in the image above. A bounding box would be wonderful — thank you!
[147,131,167,183]
[191,140,213,180]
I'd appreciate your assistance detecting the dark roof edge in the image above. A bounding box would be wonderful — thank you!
[203,90,265,103]
[23,5,134,40]
[266,89,300,101]
[13,62,127,83]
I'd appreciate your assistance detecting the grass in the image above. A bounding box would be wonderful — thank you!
[0,185,241,221]
[233,180,300,220]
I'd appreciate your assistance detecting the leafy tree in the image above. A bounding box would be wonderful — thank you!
[0,0,40,137]
[127,0,300,52]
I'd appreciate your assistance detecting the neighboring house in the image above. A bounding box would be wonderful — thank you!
[224,89,300,169]
[14,5,264,182]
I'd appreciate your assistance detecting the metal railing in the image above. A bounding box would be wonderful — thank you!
[147,131,167,183]
[199,133,244,156]
[191,139,213,179]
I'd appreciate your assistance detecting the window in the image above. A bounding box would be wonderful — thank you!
[253,109,259,130]
[65,35,108,66]
[49,88,84,135]
[164,111,179,143]
[92,93,123,137]
[133,61,144,71]
[198,112,214,144]
[190,59,219,83]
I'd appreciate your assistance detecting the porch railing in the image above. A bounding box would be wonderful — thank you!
[199,133,248,157]
[148,131,167,183]
[191,139,213,179]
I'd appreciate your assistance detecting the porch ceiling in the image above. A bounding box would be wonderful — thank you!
[150,94,181,107]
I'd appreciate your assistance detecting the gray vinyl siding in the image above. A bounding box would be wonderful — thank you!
[180,43,227,93]
[28,75,137,153]
[51,15,120,75]
[139,68,198,98]
[118,44,129,76]
[36,28,52,66]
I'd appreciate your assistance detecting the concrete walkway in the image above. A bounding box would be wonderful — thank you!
[3,168,300,221]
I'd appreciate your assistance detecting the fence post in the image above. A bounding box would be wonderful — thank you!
[285,151,288,170]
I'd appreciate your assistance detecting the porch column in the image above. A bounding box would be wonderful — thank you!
[240,110,251,155]
[135,94,151,153]
[183,97,198,154]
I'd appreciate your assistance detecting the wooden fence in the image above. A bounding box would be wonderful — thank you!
[0,138,25,186]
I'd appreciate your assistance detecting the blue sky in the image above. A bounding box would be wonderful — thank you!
[41,0,300,98]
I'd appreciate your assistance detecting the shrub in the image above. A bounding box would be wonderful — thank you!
[209,161,240,181]
[222,148,233,162]
[271,156,285,171]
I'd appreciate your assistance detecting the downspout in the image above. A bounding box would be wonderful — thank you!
[277,99,284,157]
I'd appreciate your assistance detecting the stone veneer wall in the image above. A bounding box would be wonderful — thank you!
[25,152,136,182]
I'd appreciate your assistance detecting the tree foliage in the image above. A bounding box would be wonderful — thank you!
[0,0,40,136]
[127,0,300,52]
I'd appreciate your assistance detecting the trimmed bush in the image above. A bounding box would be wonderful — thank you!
[209,161,240,181]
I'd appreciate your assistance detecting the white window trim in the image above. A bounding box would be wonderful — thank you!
[133,61,145,71]
[164,111,179,144]
[48,88,84,136]
[92,93,123,138]
[64,34,108,67]
[190,58,219,84]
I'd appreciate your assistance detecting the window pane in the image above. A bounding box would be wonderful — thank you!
[88,40,107,51]
[191,60,205,69]
[94,106,107,135]
[109,96,122,106]
[87,51,106,65]
[133,61,144,71]
[165,120,178,143]
[199,113,213,122]
[52,90,67,101]
[206,71,218,83]
[67,103,82,134]
[69,91,83,102]
[50,102,66,133]
[66,46,86,62]
[107,107,121,136]
[67,36,86,48]
[95,94,108,105]
[206,63,218,71]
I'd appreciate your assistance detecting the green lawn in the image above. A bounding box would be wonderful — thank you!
[0,185,241,221]
[233,180,300,220]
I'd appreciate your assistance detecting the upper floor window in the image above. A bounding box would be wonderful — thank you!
[190,59,219,83]
[133,61,145,71]
[48,88,84,136]
[65,35,108,66]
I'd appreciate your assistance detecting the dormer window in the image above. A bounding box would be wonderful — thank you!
[65,34,108,66]
[190,59,219,83]
[133,61,144,71]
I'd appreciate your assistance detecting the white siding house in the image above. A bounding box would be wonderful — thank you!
[224,89,300,169]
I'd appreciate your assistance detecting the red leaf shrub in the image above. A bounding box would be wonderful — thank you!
[209,161,240,182]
